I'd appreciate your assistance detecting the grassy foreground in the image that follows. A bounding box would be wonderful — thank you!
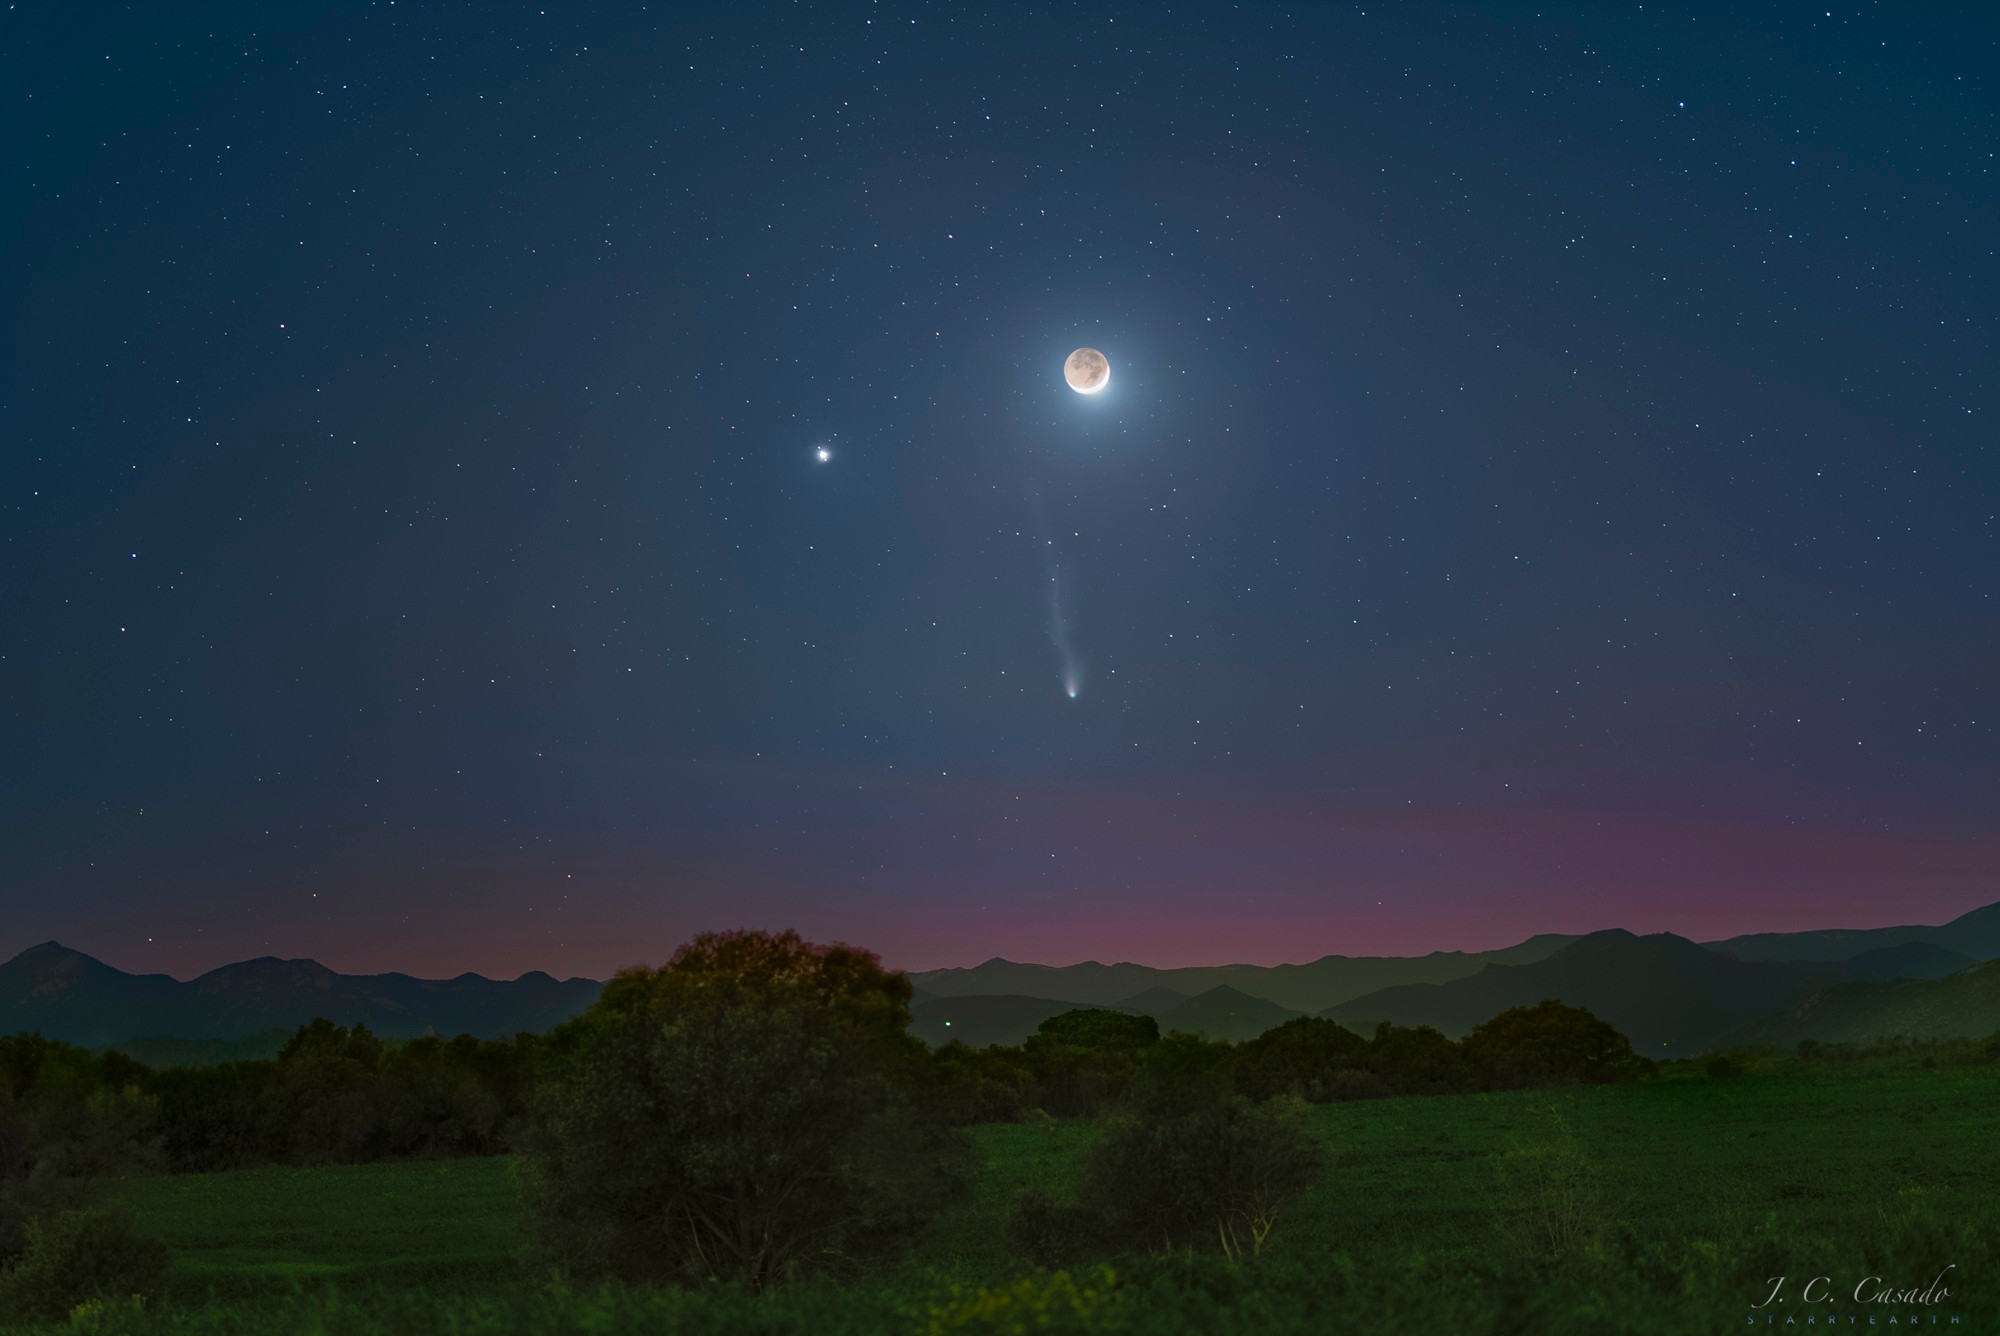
[13,1055,1995,1333]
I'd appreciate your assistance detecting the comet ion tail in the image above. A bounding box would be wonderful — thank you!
[1063,347,1110,394]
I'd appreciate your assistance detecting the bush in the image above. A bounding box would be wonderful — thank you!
[1321,1067,1393,1102]
[927,1265,1123,1332]
[1084,1084,1322,1257]
[927,1043,1035,1125]
[1492,1108,1607,1259]
[0,1208,165,1323]
[1003,1190,1105,1271]
[519,930,968,1290]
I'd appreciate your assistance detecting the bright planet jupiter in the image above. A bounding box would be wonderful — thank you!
[1063,347,1110,394]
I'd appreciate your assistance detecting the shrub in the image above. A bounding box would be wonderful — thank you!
[519,930,968,1290]
[1320,1067,1393,1102]
[1003,1189,1105,1271]
[927,1043,1035,1125]
[1084,1084,1322,1257]
[1492,1108,1606,1259]
[928,1265,1123,1333]
[0,1208,165,1323]
[1704,1054,1744,1080]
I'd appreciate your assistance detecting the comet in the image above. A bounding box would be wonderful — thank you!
[1031,512,1085,700]
[1048,565,1084,699]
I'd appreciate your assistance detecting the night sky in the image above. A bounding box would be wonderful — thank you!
[5,4,1995,981]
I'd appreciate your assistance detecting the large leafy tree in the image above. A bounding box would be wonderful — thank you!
[1021,1008,1159,1117]
[1233,1016,1366,1102]
[520,930,966,1289]
[1462,1000,1651,1087]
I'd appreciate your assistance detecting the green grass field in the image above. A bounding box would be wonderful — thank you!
[13,1055,1994,1334]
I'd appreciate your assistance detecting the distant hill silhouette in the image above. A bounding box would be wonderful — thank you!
[1322,931,1845,1057]
[1836,941,1977,983]
[1112,987,1192,1019]
[0,942,602,1049]
[1732,960,2000,1047]
[907,986,1304,1048]
[1704,901,2000,964]
[1156,985,1301,1041]
[907,934,1580,1014]
[9,898,1994,1055]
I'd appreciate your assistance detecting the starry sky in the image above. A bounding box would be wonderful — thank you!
[4,3,1995,981]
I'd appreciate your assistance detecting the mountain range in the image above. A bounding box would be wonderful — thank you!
[3,898,1996,1059]
[1308,907,2000,1055]
[1705,902,2000,963]
[905,934,1580,1013]
[1730,959,2000,1048]
[0,941,601,1049]
[1321,930,1844,1056]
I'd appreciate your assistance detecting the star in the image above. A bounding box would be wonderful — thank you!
[815,446,832,463]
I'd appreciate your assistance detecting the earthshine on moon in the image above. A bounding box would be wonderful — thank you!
[1063,347,1110,394]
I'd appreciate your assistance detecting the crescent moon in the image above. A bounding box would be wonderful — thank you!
[1064,347,1110,395]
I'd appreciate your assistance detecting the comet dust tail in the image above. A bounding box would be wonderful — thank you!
[1063,347,1110,394]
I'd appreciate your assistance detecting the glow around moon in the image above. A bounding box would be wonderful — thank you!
[1063,347,1110,394]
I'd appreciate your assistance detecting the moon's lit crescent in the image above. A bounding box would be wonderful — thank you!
[1064,347,1110,394]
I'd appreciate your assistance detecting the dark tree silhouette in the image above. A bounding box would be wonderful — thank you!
[1462,1000,1652,1088]
[1233,1016,1367,1102]
[519,930,967,1290]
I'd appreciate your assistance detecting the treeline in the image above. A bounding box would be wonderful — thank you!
[930,998,1654,1124]
[0,1023,540,1181]
[1,1022,545,1314]
[0,996,1652,1184]
[1796,1034,2000,1062]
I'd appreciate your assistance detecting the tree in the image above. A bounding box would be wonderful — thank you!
[1021,1009,1159,1117]
[1461,1000,1650,1088]
[1362,1022,1475,1095]
[519,930,967,1290]
[927,1042,1034,1125]
[1233,1016,1366,1103]
[268,1021,390,1163]
[1027,1010,1160,1054]
[1139,1031,1235,1087]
